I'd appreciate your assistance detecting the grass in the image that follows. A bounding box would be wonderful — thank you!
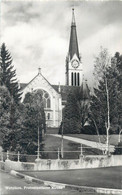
[41,134,102,160]
[0,134,102,162]
[0,133,119,161]
[22,166,122,189]
[65,134,119,146]
[41,134,81,159]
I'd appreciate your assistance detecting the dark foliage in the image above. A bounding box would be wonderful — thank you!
[114,141,122,155]
[0,43,22,104]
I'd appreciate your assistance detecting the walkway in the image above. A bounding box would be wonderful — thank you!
[49,134,115,152]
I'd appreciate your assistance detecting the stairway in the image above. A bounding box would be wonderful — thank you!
[46,127,59,134]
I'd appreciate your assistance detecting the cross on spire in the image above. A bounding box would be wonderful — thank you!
[72,8,76,26]
[38,67,41,74]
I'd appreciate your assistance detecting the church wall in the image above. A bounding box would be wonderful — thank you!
[21,74,62,128]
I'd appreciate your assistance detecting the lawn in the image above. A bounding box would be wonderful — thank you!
[41,134,102,159]
[41,134,81,159]
[65,134,119,146]
[22,166,122,189]
[0,134,102,162]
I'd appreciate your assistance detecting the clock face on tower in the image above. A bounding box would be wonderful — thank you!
[71,59,79,68]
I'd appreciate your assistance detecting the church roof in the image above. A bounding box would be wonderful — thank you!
[52,85,79,101]
[20,70,60,95]
[20,82,90,103]
[68,8,80,60]
[52,82,90,102]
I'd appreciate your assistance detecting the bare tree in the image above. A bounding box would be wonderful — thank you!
[93,47,112,154]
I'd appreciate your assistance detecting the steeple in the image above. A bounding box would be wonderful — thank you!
[65,8,82,86]
[69,8,80,60]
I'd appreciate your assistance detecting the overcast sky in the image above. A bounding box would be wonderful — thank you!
[1,0,122,87]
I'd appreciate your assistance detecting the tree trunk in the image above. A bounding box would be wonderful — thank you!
[105,78,110,154]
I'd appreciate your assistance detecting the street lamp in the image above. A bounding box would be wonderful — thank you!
[118,129,122,143]
[61,122,64,158]
[35,125,41,162]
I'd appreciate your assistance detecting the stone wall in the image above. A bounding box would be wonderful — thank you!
[3,155,122,171]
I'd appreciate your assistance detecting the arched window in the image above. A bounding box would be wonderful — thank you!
[34,89,51,109]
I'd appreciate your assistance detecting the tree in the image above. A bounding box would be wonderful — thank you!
[114,52,122,77]
[60,84,90,134]
[90,48,121,153]
[0,86,11,145]
[2,91,46,156]
[75,86,90,130]
[114,52,122,133]
[0,43,22,104]
[2,102,23,152]
[18,91,46,155]
[62,89,81,134]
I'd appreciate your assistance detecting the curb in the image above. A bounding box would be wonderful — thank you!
[10,170,122,194]
[10,170,65,189]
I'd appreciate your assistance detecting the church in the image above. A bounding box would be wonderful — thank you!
[20,9,90,128]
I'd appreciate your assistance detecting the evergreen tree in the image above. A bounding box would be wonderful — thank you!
[74,87,90,129]
[2,102,23,152]
[62,90,81,134]
[114,52,122,133]
[0,43,22,104]
[0,86,11,145]
[19,91,46,155]
[2,91,46,155]
[114,52,122,77]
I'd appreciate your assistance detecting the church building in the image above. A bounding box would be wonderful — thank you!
[20,9,90,128]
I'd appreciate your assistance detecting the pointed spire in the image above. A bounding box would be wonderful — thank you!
[69,8,79,60]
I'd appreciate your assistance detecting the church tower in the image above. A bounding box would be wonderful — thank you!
[65,8,82,86]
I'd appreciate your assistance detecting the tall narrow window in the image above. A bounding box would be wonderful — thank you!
[47,99,50,108]
[47,113,50,120]
[75,72,77,86]
[77,73,80,86]
[71,72,73,86]
[43,98,46,108]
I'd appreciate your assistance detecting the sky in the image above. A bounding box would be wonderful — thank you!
[0,0,122,88]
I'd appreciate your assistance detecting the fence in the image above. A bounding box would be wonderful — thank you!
[0,144,121,163]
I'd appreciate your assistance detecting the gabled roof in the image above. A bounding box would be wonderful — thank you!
[20,70,60,95]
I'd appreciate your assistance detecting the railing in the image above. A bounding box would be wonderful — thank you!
[0,145,121,162]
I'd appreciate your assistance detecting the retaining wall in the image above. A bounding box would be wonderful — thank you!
[3,155,122,171]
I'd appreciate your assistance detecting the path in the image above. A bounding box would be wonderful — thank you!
[49,134,115,152]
